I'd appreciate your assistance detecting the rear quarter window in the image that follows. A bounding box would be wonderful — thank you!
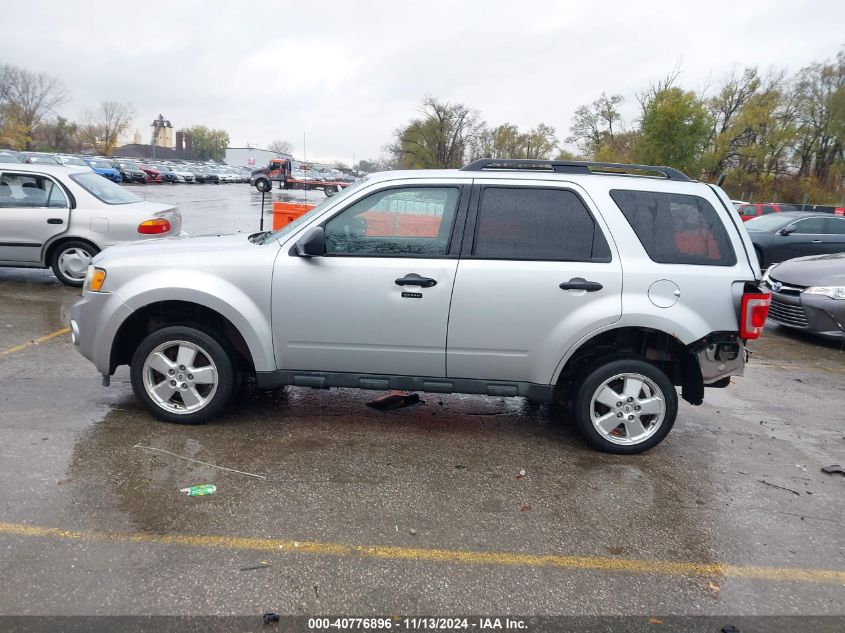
[610,190,737,266]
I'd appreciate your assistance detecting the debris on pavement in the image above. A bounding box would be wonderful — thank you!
[366,392,421,411]
[757,480,800,496]
[180,484,217,496]
[516,469,526,479]
[409,528,417,535]
[240,561,269,571]
[821,464,845,476]
[520,504,532,512]
[263,612,280,625]
[708,580,721,593]
[721,626,740,633]
[135,443,267,479]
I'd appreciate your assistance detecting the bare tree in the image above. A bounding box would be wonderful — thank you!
[268,139,294,155]
[0,64,68,149]
[567,93,624,156]
[80,101,135,155]
[388,97,484,168]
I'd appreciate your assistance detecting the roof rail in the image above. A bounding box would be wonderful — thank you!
[460,158,691,182]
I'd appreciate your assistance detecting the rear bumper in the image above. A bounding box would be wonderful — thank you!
[70,292,133,376]
[690,332,746,384]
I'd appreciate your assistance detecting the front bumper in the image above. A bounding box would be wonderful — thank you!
[766,288,845,338]
[70,291,134,376]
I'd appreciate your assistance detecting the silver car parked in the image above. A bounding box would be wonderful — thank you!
[0,163,182,286]
[71,159,768,453]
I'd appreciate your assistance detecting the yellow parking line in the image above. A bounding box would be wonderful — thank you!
[0,520,842,584]
[0,327,70,358]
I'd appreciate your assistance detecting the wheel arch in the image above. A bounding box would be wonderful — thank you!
[553,325,704,406]
[110,300,257,377]
[42,235,99,267]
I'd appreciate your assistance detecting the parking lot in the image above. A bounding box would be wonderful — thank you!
[0,184,843,620]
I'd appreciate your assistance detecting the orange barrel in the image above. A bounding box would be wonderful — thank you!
[272,201,315,230]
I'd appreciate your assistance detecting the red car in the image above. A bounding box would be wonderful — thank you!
[139,164,163,183]
[736,202,791,221]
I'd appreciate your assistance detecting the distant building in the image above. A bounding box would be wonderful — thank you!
[113,144,197,160]
[151,114,173,148]
[225,147,291,168]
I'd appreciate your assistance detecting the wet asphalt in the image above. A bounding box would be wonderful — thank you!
[0,183,843,619]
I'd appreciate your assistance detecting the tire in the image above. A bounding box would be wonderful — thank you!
[50,240,99,287]
[324,185,338,196]
[130,326,236,424]
[573,359,677,454]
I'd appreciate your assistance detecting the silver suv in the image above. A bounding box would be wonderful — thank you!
[70,159,770,453]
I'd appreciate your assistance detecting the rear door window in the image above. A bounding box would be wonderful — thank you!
[761,205,778,215]
[823,217,845,234]
[738,204,757,217]
[610,190,737,266]
[471,187,611,261]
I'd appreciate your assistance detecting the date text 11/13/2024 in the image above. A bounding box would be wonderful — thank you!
[307,618,528,630]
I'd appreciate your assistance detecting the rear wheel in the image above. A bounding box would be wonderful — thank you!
[324,185,338,196]
[130,326,236,424]
[573,359,677,454]
[50,240,99,287]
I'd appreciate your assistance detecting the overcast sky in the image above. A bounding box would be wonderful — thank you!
[2,0,844,163]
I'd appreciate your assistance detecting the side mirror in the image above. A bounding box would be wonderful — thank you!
[295,227,326,257]
[779,225,796,236]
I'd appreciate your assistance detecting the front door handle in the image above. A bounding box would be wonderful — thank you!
[559,279,603,292]
[812,239,822,243]
[395,273,437,288]
[47,218,64,225]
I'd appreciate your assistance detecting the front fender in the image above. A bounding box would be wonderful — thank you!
[118,270,275,372]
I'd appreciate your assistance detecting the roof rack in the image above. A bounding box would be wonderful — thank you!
[460,158,691,182]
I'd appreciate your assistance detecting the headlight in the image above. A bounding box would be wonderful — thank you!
[761,263,779,283]
[803,286,845,300]
[82,266,107,293]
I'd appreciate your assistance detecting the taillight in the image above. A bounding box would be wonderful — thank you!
[740,292,771,339]
[138,218,171,234]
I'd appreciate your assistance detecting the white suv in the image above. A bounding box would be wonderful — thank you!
[70,159,770,453]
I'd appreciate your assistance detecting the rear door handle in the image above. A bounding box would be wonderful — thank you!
[47,218,64,225]
[812,239,822,243]
[395,273,437,288]
[559,279,603,292]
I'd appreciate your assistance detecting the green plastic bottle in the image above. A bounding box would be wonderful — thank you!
[180,484,217,496]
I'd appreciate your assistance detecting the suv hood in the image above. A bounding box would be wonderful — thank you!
[771,252,845,286]
[94,233,268,264]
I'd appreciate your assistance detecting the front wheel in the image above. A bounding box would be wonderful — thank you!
[573,359,677,454]
[324,185,338,196]
[255,178,271,192]
[130,326,236,424]
[50,241,99,287]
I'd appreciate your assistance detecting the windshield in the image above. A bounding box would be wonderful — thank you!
[71,172,142,204]
[744,214,793,231]
[257,178,369,245]
[61,156,88,166]
[87,160,112,169]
